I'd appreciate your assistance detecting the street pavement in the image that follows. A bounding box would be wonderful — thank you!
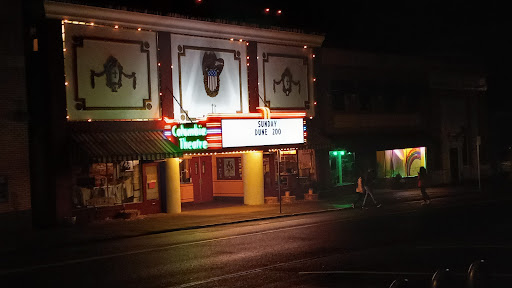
[0,184,499,256]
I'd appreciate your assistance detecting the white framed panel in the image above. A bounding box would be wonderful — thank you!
[171,34,249,120]
[64,23,159,120]
[221,118,304,148]
[257,43,314,116]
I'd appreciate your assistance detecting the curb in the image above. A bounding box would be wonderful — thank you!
[3,190,499,254]
[145,207,348,235]
[56,193,488,248]
[51,207,350,249]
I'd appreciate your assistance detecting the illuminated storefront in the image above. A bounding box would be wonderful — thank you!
[328,150,356,186]
[70,111,312,217]
[43,1,323,222]
[70,131,177,218]
[162,111,313,204]
[376,147,427,178]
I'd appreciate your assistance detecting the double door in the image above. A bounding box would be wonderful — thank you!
[190,156,213,203]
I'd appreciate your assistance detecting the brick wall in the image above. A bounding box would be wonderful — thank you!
[0,1,32,214]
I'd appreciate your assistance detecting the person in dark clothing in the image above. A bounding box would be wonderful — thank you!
[361,168,381,208]
[418,166,430,204]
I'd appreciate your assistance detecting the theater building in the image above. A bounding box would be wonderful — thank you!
[38,1,324,223]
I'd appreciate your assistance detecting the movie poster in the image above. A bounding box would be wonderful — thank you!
[217,157,242,180]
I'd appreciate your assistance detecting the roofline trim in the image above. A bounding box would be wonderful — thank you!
[45,1,325,47]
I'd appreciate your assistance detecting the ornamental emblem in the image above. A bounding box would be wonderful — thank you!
[202,51,224,97]
[90,56,136,92]
[273,67,300,96]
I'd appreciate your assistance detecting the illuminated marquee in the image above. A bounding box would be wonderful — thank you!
[221,118,305,148]
[164,123,208,150]
[163,110,307,151]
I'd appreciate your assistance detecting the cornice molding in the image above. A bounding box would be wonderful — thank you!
[45,1,325,47]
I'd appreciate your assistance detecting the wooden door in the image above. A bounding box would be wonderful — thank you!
[190,156,213,203]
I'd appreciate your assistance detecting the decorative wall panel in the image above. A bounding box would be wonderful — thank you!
[64,23,159,120]
[257,43,314,115]
[171,34,249,120]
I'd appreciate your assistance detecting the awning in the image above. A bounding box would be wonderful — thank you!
[71,130,178,163]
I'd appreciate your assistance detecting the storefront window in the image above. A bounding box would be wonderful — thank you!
[298,150,315,179]
[72,161,142,208]
[279,150,298,191]
[180,159,191,183]
[329,150,355,185]
[280,150,298,174]
[297,149,316,187]
[376,147,426,178]
[262,149,317,197]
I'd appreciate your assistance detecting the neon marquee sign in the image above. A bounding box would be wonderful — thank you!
[164,123,209,150]
[162,109,307,151]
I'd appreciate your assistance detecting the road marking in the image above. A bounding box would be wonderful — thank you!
[417,245,512,249]
[299,271,512,278]
[0,220,345,275]
[0,198,499,275]
[0,206,457,275]
[299,270,433,276]
[168,256,326,288]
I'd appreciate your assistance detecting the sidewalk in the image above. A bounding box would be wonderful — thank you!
[0,184,492,255]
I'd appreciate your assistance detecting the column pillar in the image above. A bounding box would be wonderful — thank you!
[165,158,181,213]
[242,151,264,205]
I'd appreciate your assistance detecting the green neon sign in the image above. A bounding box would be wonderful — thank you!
[171,124,208,150]
[178,138,208,150]
[171,124,207,137]
[330,150,347,157]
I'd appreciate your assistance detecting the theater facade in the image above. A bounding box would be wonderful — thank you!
[42,1,324,222]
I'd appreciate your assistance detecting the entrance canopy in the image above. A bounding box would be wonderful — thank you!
[162,110,307,153]
[71,130,178,163]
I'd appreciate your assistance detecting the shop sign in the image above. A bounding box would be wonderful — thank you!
[164,123,208,150]
[221,118,304,148]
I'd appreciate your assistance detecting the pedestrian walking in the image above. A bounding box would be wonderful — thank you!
[352,173,365,208]
[362,168,381,209]
[418,166,430,205]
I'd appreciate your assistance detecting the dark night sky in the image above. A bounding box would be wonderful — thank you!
[66,0,505,58]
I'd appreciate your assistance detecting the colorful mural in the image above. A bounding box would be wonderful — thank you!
[406,148,423,176]
[377,147,426,178]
